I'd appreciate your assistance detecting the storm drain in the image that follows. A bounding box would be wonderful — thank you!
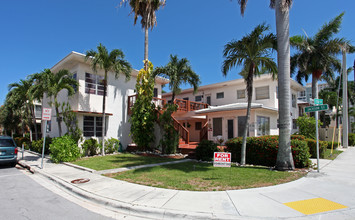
[71,178,90,184]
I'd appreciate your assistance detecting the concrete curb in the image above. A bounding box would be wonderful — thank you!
[32,166,244,220]
[17,160,35,174]
[62,162,96,173]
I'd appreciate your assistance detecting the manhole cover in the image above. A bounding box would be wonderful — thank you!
[71,178,90,184]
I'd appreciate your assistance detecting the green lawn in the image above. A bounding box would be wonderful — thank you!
[324,149,342,160]
[72,153,180,171]
[105,161,306,191]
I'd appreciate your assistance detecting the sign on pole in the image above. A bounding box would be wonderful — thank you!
[314,99,323,105]
[41,108,52,169]
[213,152,231,167]
[305,104,329,113]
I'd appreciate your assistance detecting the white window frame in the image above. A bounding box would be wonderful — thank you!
[216,92,224,99]
[83,116,107,137]
[257,116,270,136]
[85,73,106,96]
[237,89,246,99]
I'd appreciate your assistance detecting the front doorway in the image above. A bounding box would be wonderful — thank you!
[228,119,234,139]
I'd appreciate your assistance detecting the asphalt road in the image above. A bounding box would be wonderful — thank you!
[0,164,113,220]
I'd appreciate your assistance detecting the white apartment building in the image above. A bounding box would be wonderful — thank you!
[42,51,168,148]
[163,74,304,144]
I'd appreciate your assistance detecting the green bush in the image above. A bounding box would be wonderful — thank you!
[296,115,322,139]
[82,138,99,156]
[349,133,355,146]
[305,139,327,159]
[291,135,306,141]
[49,135,81,163]
[195,140,219,161]
[31,138,52,154]
[225,136,311,168]
[100,138,120,154]
[14,137,30,149]
[326,141,339,150]
[291,139,312,168]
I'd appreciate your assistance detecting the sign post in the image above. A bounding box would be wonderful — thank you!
[41,108,52,169]
[305,101,328,173]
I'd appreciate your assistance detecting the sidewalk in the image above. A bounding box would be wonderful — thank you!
[18,148,355,220]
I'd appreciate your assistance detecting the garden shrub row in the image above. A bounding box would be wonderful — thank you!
[225,136,311,168]
[82,137,120,156]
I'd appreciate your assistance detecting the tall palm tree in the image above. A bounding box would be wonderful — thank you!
[121,0,165,69]
[290,13,353,101]
[222,23,277,165]
[85,43,132,155]
[153,54,200,102]
[8,78,36,139]
[32,69,78,137]
[237,0,295,170]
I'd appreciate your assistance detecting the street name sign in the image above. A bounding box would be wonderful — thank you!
[42,108,52,120]
[314,99,323,105]
[305,104,329,113]
[213,152,231,167]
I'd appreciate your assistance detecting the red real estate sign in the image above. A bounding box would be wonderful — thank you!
[213,152,231,167]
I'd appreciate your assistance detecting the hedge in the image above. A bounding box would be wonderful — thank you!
[225,136,311,168]
[31,138,52,155]
[349,133,355,146]
[305,139,327,159]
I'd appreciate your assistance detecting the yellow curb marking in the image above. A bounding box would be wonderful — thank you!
[284,198,347,215]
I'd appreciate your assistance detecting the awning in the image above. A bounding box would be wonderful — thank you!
[72,110,113,116]
[195,103,278,114]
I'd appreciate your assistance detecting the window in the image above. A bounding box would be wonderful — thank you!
[216,92,224,99]
[85,73,106,96]
[292,94,297,108]
[46,120,51,132]
[83,116,107,137]
[195,122,202,130]
[183,97,189,101]
[257,116,270,136]
[237,90,245,99]
[35,105,42,118]
[153,88,158,98]
[255,86,269,100]
[72,72,77,93]
[213,118,222,136]
[195,95,202,102]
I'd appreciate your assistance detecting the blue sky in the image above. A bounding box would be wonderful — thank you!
[1,0,354,104]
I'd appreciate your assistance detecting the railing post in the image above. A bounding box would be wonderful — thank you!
[187,100,190,112]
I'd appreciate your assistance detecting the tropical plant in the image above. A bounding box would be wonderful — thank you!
[121,0,165,69]
[296,115,322,139]
[61,102,82,143]
[290,12,355,100]
[85,43,131,155]
[153,54,200,102]
[129,61,156,151]
[236,0,295,170]
[82,138,99,156]
[31,69,78,137]
[222,23,277,166]
[49,135,81,163]
[157,104,179,154]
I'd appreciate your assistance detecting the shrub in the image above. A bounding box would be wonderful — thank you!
[291,135,306,141]
[291,139,312,168]
[349,133,355,146]
[14,137,30,149]
[225,136,311,168]
[195,140,219,161]
[100,138,120,154]
[31,138,52,154]
[305,139,327,159]
[326,141,339,150]
[49,135,81,163]
[296,115,322,139]
[82,138,99,156]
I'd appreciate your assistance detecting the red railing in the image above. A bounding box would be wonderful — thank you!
[172,115,189,144]
[200,121,209,142]
[128,94,166,114]
[174,99,209,112]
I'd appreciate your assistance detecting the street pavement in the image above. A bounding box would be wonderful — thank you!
[18,147,355,220]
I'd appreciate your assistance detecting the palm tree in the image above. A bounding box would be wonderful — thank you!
[8,78,37,139]
[237,0,295,170]
[85,43,132,155]
[32,69,78,137]
[290,13,352,101]
[222,23,277,165]
[121,0,165,69]
[153,54,200,102]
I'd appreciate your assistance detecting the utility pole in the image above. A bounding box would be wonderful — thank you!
[342,47,348,148]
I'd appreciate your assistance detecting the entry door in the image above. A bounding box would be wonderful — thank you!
[228,119,234,139]
[238,116,247,137]
[206,96,211,105]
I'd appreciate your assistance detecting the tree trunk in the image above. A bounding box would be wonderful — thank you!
[241,75,253,166]
[101,72,107,156]
[55,97,62,137]
[275,0,295,171]
[312,73,319,99]
[144,26,149,71]
[30,103,38,141]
